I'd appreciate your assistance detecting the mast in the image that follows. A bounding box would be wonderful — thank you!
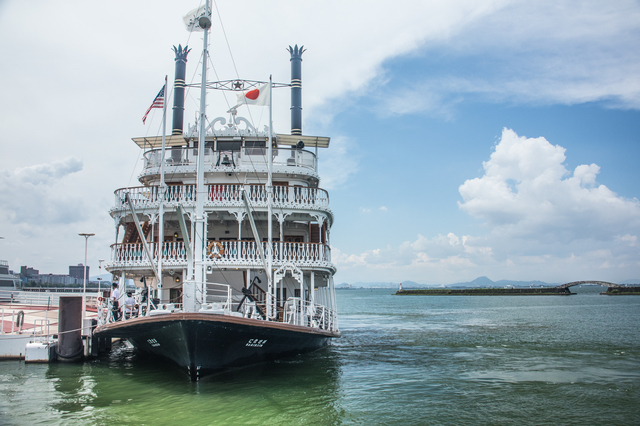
[192,0,211,312]
[157,75,168,303]
[267,75,274,319]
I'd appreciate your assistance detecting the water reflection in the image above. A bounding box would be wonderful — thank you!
[39,342,344,425]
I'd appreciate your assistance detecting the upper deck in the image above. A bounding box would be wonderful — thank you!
[135,132,330,184]
[140,145,318,182]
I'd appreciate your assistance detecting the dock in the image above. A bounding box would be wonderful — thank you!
[0,291,99,361]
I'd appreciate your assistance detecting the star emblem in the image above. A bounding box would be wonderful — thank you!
[233,80,244,90]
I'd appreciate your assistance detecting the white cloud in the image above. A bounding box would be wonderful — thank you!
[616,234,637,247]
[320,136,359,190]
[458,128,640,243]
[333,128,640,284]
[573,164,599,186]
[0,158,86,228]
[1,1,638,280]
[334,232,493,282]
[14,158,83,185]
[376,0,640,114]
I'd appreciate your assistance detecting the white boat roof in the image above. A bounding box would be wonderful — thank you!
[275,134,330,148]
[132,135,187,148]
[132,134,330,149]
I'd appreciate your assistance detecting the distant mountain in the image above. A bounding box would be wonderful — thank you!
[447,276,559,288]
[337,281,403,289]
[339,276,637,289]
[338,281,444,289]
[90,273,113,282]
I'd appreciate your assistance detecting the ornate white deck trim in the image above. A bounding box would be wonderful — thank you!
[112,184,331,217]
[109,241,335,272]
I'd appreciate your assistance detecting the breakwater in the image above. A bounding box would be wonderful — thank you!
[605,286,640,295]
[396,287,570,296]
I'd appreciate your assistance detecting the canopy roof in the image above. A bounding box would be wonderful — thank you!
[132,134,330,149]
[275,134,330,148]
[132,135,187,149]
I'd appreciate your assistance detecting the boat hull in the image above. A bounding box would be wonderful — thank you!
[94,313,339,380]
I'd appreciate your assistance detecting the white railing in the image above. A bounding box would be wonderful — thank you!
[0,290,101,307]
[113,183,329,212]
[94,281,338,333]
[205,282,233,308]
[111,242,187,267]
[143,147,317,172]
[283,297,338,332]
[110,241,332,268]
[97,293,178,326]
[0,307,52,336]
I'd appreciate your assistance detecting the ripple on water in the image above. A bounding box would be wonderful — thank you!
[0,291,638,425]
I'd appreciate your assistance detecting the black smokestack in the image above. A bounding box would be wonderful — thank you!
[172,45,191,135]
[288,45,305,135]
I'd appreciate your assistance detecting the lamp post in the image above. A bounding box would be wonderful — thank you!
[79,233,95,324]
[98,259,105,295]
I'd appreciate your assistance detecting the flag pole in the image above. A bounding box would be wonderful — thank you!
[267,75,274,319]
[157,75,167,306]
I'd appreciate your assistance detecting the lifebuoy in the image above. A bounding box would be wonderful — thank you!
[206,241,224,259]
[98,296,103,302]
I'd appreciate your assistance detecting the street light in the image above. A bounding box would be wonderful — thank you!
[79,233,95,323]
[98,259,105,295]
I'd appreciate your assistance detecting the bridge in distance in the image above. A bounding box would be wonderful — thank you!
[555,281,621,290]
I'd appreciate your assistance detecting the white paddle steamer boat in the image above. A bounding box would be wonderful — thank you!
[94,2,339,381]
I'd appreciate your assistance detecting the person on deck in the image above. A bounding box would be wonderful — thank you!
[110,282,121,321]
[124,291,137,319]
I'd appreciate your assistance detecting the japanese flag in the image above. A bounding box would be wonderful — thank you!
[237,84,270,106]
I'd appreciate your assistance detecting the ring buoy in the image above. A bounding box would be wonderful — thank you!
[206,241,224,259]
[98,296,103,302]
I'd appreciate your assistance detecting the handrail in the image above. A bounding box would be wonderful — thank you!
[112,183,329,211]
[93,281,338,332]
[142,146,318,172]
[282,297,338,331]
[110,240,332,267]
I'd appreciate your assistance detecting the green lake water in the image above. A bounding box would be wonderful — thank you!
[1,286,639,425]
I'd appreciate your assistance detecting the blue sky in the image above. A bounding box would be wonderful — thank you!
[0,0,638,285]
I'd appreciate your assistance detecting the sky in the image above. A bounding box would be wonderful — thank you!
[0,0,638,285]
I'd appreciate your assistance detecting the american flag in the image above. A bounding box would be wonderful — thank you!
[142,85,165,124]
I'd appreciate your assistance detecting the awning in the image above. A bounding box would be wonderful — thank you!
[275,134,330,148]
[132,134,330,149]
[132,135,188,149]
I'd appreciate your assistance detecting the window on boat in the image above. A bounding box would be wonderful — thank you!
[216,141,242,151]
[244,141,266,155]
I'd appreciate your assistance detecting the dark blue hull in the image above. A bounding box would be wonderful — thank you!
[94,313,339,380]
